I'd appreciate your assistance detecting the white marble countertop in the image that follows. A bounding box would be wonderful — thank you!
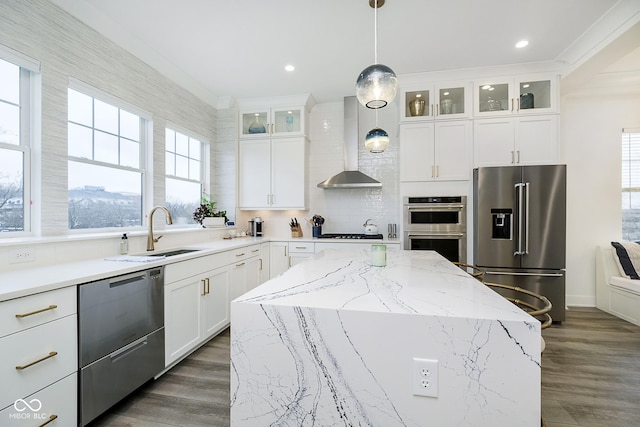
[237,248,533,322]
[0,237,266,302]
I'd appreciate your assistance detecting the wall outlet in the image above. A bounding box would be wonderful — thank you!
[413,357,438,397]
[8,247,35,264]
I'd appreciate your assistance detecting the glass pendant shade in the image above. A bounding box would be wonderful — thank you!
[355,64,398,109]
[365,127,389,153]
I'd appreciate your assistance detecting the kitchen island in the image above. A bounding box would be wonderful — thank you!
[230,248,541,426]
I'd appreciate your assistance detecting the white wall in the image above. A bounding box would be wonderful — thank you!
[561,91,640,306]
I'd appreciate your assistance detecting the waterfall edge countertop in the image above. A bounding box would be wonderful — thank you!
[236,248,533,321]
[231,248,542,426]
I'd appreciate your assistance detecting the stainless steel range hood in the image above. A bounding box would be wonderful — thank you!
[317,97,382,188]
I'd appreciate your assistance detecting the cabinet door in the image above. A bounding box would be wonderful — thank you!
[269,242,289,278]
[515,115,558,165]
[271,137,307,209]
[435,83,470,119]
[515,75,557,114]
[202,267,229,338]
[271,106,305,136]
[245,256,262,292]
[474,79,512,117]
[165,277,202,366]
[473,118,516,167]
[229,262,247,305]
[401,87,434,121]
[239,110,269,137]
[400,122,435,182]
[434,120,471,181]
[239,139,271,209]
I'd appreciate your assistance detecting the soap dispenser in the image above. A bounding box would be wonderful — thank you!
[120,233,129,255]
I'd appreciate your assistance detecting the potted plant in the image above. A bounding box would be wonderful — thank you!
[193,194,227,227]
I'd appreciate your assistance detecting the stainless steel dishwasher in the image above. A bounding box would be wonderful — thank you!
[78,266,165,426]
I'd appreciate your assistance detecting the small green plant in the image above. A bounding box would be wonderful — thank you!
[192,194,227,225]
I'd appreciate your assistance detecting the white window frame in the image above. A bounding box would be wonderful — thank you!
[622,128,640,241]
[164,123,210,227]
[0,44,40,236]
[67,78,152,232]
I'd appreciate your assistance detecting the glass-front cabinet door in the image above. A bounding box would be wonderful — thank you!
[474,74,558,116]
[401,82,469,121]
[239,106,306,138]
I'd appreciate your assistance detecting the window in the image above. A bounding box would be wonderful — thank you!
[165,127,208,224]
[68,85,148,230]
[622,129,640,240]
[0,56,35,233]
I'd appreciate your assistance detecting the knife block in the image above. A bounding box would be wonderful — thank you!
[291,224,302,238]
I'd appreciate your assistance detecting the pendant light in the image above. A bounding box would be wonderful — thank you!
[355,0,398,109]
[364,109,389,153]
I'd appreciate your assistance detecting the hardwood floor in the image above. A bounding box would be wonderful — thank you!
[89,307,640,427]
[541,307,640,427]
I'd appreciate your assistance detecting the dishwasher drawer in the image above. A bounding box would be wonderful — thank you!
[79,328,164,426]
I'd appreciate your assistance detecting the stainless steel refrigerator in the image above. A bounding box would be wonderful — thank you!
[473,165,566,321]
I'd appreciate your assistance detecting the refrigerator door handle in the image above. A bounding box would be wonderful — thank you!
[485,271,564,278]
[524,182,530,255]
[514,183,525,256]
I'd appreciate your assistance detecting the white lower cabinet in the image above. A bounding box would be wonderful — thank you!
[165,243,266,367]
[288,242,315,267]
[269,242,290,279]
[0,372,77,426]
[0,286,77,427]
[473,115,558,167]
[165,255,230,367]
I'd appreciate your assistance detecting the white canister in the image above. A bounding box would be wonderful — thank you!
[371,244,386,267]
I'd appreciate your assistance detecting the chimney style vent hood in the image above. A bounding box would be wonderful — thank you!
[317,97,382,189]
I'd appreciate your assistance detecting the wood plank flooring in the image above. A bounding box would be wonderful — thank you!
[89,307,640,427]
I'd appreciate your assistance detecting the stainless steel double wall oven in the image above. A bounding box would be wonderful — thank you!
[403,196,467,263]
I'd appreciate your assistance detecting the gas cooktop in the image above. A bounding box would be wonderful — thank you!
[317,233,384,240]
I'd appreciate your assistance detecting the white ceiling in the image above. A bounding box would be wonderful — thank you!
[50,0,635,107]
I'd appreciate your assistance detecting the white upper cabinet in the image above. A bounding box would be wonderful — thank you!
[474,73,559,117]
[400,120,472,182]
[400,81,471,122]
[238,94,313,138]
[238,137,308,210]
[473,115,559,167]
[239,106,307,138]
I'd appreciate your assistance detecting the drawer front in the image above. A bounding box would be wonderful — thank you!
[0,372,77,426]
[230,244,260,262]
[80,328,164,426]
[0,287,76,338]
[0,315,77,410]
[165,253,230,283]
[288,242,314,253]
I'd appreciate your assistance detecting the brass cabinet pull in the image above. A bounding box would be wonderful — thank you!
[206,278,210,295]
[259,258,263,270]
[39,414,58,427]
[236,262,245,267]
[201,279,207,296]
[511,98,515,111]
[236,252,245,257]
[511,150,515,164]
[431,165,434,178]
[435,165,439,177]
[15,305,58,318]
[16,351,58,370]
[517,150,521,163]
[251,249,259,253]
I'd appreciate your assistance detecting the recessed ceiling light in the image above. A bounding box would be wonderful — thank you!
[285,64,295,72]
[482,85,492,90]
[515,40,529,49]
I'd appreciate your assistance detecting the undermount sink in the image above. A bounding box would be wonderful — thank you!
[145,248,201,257]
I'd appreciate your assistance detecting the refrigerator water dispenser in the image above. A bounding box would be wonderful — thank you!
[491,209,512,239]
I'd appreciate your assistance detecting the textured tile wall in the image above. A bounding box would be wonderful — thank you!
[0,0,217,236]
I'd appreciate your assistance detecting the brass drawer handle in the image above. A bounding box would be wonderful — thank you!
[16,351,58,370]
[15,305,58,318]
[39,414,58,427]
[235,253,245,257]
[236,262,245,267]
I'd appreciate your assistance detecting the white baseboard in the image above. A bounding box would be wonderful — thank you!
[566,294,596,307]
